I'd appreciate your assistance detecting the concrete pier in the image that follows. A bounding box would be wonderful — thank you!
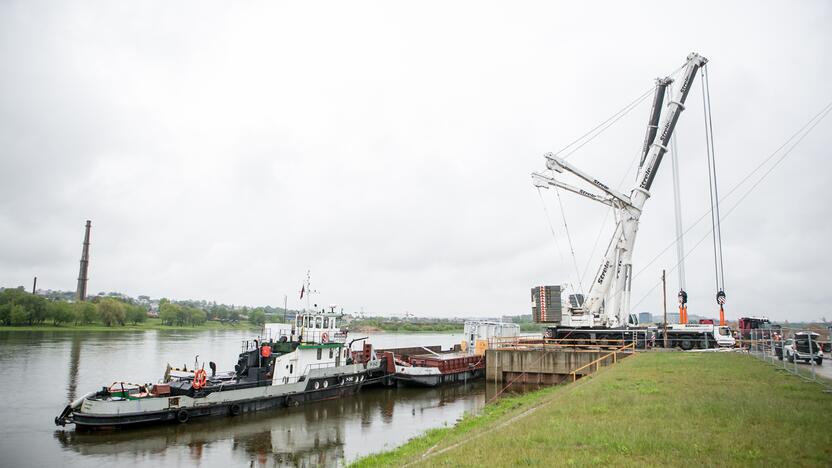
[485,348,629,384]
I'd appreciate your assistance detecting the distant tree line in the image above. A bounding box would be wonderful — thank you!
[350,318,462,332]
[0,288,148,326]
[0,287,279,328]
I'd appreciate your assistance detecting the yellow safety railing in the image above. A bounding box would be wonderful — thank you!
[568,342,636,382]
[489,336,632,351]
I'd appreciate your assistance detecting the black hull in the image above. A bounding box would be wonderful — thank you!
[73,378,366,430]
[395,369,483,387]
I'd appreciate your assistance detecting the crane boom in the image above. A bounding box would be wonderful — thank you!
[533,53,708,328]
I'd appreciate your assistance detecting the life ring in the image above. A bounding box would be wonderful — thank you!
[177,409,189,423]
[260,345,272,358]
[193,369,207,390]
[321,332,329,343]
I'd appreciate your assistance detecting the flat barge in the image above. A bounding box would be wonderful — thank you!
[387,321,519,387]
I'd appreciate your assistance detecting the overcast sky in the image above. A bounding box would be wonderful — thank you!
[1,1,830,321]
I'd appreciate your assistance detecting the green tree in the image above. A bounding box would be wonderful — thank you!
[48,301,75,325]
[0,288,47,325]
[187,307,207,326]
[249,309,266,327]
[74,302,98,324]
[98,298,126,326]
[126,305,148,325]
[10,304,27,324]
[159,302,179,325]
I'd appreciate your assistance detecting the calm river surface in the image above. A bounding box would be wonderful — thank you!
[0,330,516,467]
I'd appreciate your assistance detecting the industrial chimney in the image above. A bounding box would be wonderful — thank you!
[76,220,91,301]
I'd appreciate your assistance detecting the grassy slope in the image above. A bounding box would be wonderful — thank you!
[0,317,257,332]
[352,353,832,467]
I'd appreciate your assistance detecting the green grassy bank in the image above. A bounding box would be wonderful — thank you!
[352,352,832,467]
[0,317,258,332]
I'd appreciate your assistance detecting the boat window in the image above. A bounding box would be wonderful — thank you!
[289,364,293,374]
[317,348,322,360]
[324,317,329,328]
[329,348,333,359]
[317,317,323,328]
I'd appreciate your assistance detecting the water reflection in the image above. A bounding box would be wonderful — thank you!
[1,330,535,467]
[53,383,486,467]
[67,333,81,402]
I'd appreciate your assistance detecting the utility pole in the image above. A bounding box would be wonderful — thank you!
[283,294,288,323]
[32,276,37,295]
[662,269,668,348]
[76,220,91,302]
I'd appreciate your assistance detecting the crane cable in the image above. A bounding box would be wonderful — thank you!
[554,185,585,296]
[535,187,577,296]
[634,98,832,281]
[628,99,832,313]
[702,65,727,308]
[551,87,654,160]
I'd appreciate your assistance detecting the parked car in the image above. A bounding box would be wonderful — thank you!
[783,332,823,365]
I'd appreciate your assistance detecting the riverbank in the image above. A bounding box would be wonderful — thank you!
[0,317,258,332]
[351,352,832,467]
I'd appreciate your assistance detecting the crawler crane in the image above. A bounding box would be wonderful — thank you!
[531,53,734,349]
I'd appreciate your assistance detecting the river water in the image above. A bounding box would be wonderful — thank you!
[0,330,515,467]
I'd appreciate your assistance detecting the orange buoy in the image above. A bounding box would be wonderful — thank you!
[260,345,272,358]
[193,369,207,390]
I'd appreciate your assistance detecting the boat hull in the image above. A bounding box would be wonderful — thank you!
[68,362,385,430]
[395,368,483,387]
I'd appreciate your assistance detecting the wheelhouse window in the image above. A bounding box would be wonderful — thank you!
[317,348,322,360]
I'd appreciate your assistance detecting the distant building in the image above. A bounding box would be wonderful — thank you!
[667,313,680,324]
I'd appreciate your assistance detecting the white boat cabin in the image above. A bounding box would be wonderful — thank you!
[264,311,351,386]
[263,311,346,345]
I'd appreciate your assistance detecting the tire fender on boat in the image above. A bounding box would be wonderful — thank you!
[177,409,189,423]
[286,396,300,407]
[230,403,241,416]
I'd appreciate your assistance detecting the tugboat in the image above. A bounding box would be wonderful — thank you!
[392,320,520,387]
[55,310,386,429]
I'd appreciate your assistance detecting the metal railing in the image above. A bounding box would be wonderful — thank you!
[489,336,634,351]
[744,328,831,392]
[568,342,637,382]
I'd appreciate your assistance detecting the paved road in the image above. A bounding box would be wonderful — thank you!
[765,350,832,382]
[813,352,832,381]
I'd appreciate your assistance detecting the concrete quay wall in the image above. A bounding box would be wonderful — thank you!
[485,348,617,384]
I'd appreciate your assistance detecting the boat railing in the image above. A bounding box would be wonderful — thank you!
[300,329,347,344]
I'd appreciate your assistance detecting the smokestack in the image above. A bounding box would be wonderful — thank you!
[76,220,91,301]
